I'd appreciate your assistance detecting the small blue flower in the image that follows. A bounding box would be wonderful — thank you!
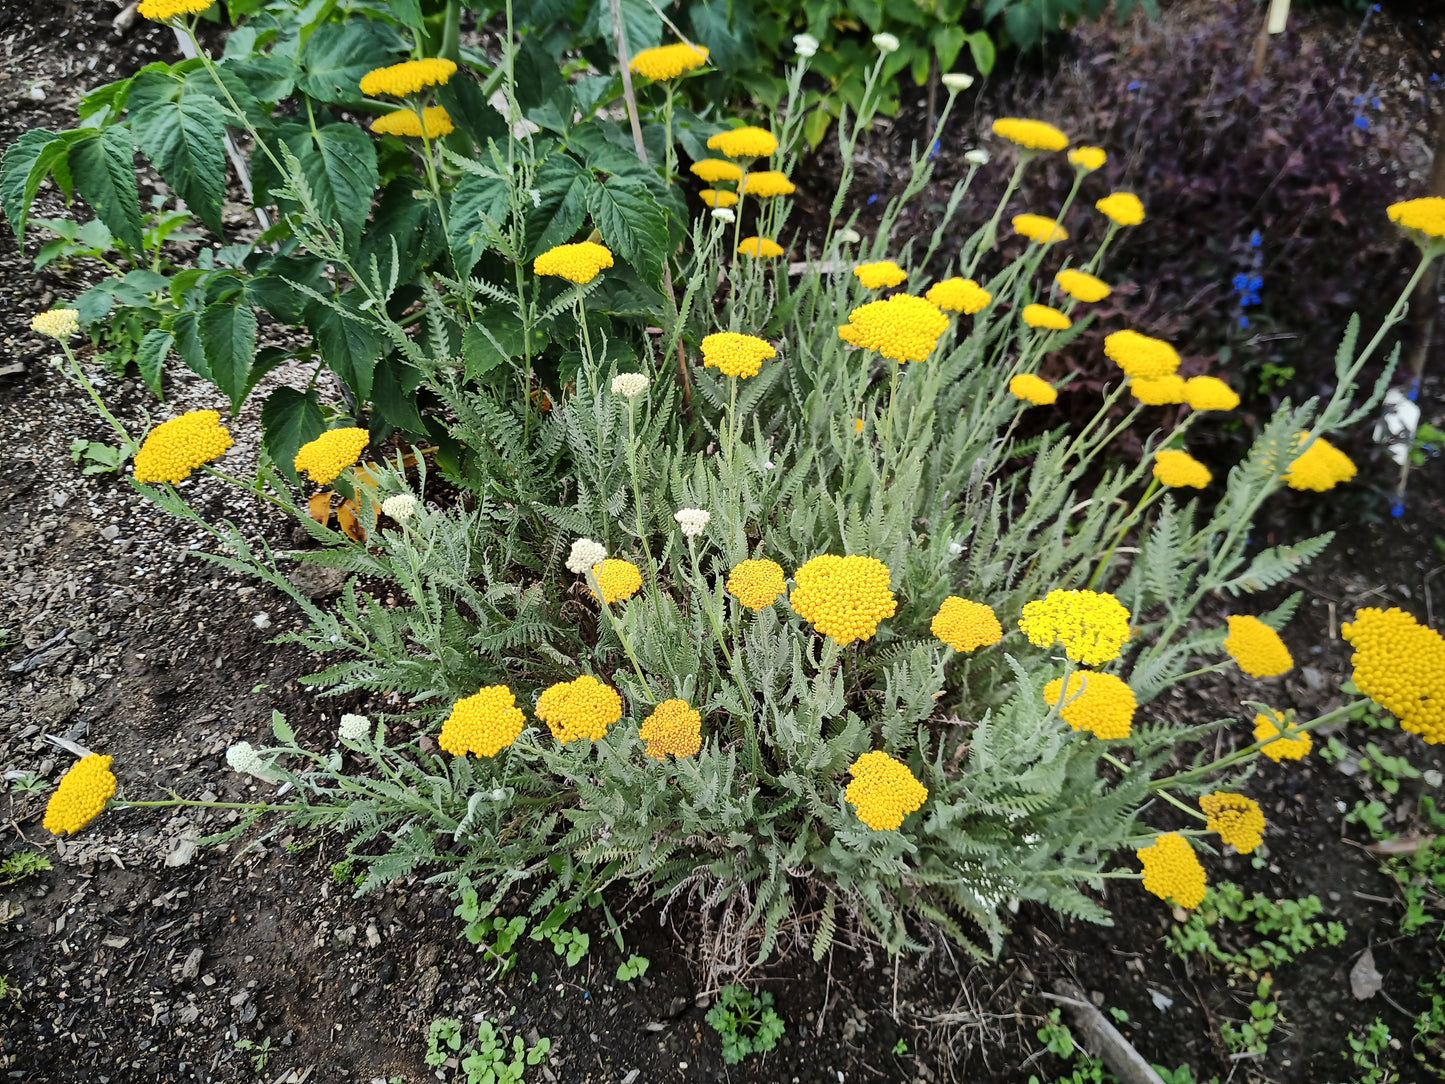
[1354,95,1365,106]
[867,192,878,205]
[1407,380,1420,402]
[1433,73,1441,83]
[1232,272,1249,291]
[1127,81,1141,90]
[1249,229,1262,247]
[1355,116,1370,130]
[929,140,940,160]
[1391,501,1405,518]
[1372,96,1381,109]
[1239,315,1250,328]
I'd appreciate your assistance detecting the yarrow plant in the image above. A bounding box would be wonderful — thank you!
[24,17,1445,972]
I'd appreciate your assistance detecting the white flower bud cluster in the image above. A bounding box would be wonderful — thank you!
[965,149,990,167]
[872,32,900,54]
[611,373,650,398]
[711,208,736,224]
[941,73,974,92]
[381,494,417,521]
[674,508,711,538]
[339,714,370,741]
[793,33,819,58]
[566,537,607,574]
[225,741,272,780]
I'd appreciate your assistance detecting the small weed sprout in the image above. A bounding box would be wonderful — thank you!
[705,985,785,1064]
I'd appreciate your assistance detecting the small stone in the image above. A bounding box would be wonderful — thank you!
[252,613,272,630]
[100,525,120,541]
[51,491,68,508]
[181,948,203,980]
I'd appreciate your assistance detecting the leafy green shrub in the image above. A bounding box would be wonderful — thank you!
[705,984,785,1064]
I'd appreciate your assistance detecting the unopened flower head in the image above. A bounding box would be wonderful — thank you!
[533,241,614,284]
[1223,614,1293,677]
[1045,670,1136,739]
[30,308,79,340]
[708,126,778,159]
[726,558,787,610]
[294,427,369,485]
[991,117,1069,152]
[930,597,1002,653]
[339,714,370,741]
[1018,589,1132,666]
[793,33,820,58]
[837,227,863,245]
[611,372,650,398]
[674,508,711,537]
[872,32,900,54]
[846,750,927,831]
[592,558,643,604]
[837,293,949,363]
[133,409,234,485]
[381,494,417,521]
[566,538,607,574]
[358,57,457,97]
[790,554,896,645]
[1200,792,1266,854]
[853,260,908,290]
[1342,606,1445,743]
[941,73,974,92]
[964,149,990,166]
[43,753,116,835]
[926,277,990,314]
[638,698,703,758]
[137,0,212,19]
[226,741,272,780]
[711,207,737,224]
[700,331,776,378]
[629,42,709,81]
[536,675,623,743]
[1137,832,1206,909]
[439,685,525,756]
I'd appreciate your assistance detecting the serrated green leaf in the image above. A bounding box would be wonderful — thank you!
[68,126,142,249]
[199,298,258,413]
[130,85,228,237]
[135,328,172,399]
[295,19,407,103]
[310,293,385,401]
[448,170,511,278]
[1,128,67,243]
[261,385,325,484]
[586,178,667,289]
[526,154,593,258]
[171,309,212,381]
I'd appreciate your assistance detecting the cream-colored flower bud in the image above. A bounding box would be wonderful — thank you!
[30,309,79,340]
[674,508,711,537]
[711,207,736,224]
[339,714,370,741]
[872,32,900,54]
[941,73,974,92]
[225,741,273,780]
[793,33,819,58]
[964,149,990,166]
[611,372,650,398]
[381,494,417,521]
[566,537,608,574]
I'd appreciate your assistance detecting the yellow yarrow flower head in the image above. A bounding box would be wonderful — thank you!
[1067,145,1107,172]
[1153,448,1212,488]
[1253,709,1312,761]
[533,241,614,284]
[1342,607,1445,744]
[837,294,950,364]
[629,42,709,81]
[1019,589,1133,666]
[1200,792,1266,854]
[930,597,1003,653]
[294,427,369,485]
[536,675,624,743]
[1095,191,1145,226]
[30,308,80,340]
[790,554,897,646]
[1386,196,1445,244]
[1184,375,1240,411]
[1137,832,1207,908]
[1054,268,1111,303]
[926,277,991,314]
[700,331,776,378]
[438,685,525,757]
[708,125,779,158]
[699,188,739,208]
[990,117,1069,152]
[1044,670,1137,739]
[690,158,745,183]
[638,698,703,758]
[1223,614,1293,677]
[845,750,928,831]
[137,0,213,19]
[853,260,908,290]
[359,58,457,97]
[740,170,796,198]
[726,558,787,611]
[43,753,116,835]
[133,409,234,485]
[1021,303,1071,331]
[1103,329,1180,379]
[1009,373,1058,406]
[370,106,454,138]
[1012,213,1068,244]
[737,236,784,258]
[1130,374,1187,405]
[592,558,643,605]
[1283,435,1357,492]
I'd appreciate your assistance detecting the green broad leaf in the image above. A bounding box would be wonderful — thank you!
[585,0,662,56]
[260,385,325,484]
[932,25,967,71]
[448,170,511,278]
[371,354,428,434]
[244,254,327,324]
[1,129,68,243]
[135,328,173,399]
[199,298,258,413]
[434,70,508,150]
[219,53,296,104]
[78,77,133,126]
[965,31,996,76]
[586,177,667,289]
[68,126,143,250]
[512,35,566,113]
[526,154,593,258]
[309,294,385,401]
[296,19,408,103]
[131,86,228,236]
[171,310,212,381]
[291,123,378,252]
[357,178,444,290]
[383,0,424,32]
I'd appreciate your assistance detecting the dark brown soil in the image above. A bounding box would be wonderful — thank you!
[3,2,1445,1083]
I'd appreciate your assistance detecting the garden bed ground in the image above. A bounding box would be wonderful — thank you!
[3,2,1445,1082]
